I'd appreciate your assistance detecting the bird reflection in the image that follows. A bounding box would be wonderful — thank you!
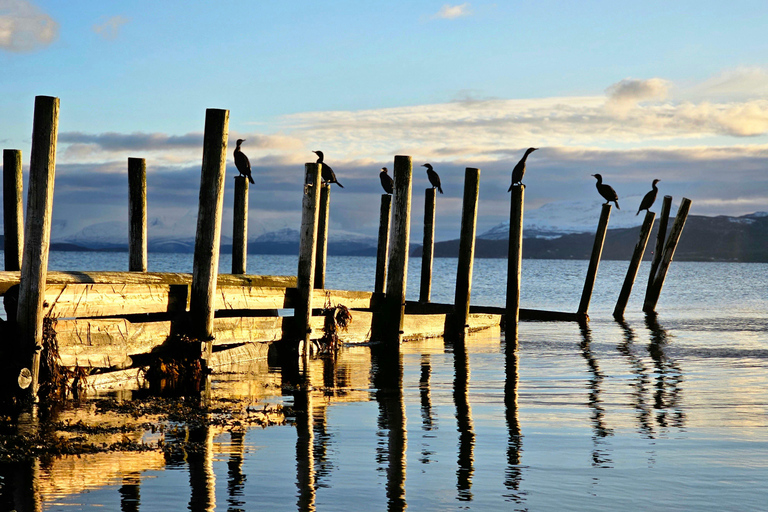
[226,431,246,512]
[579,323,614,468]
[645,314,686,430]
[504,335,526,506]
[419,354,437,464]
[447,338,475,502]
[616,320,655,439]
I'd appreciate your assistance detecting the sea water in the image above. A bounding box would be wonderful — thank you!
[1,252,767,511]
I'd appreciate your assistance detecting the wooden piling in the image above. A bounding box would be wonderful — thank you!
[643,197,692,313]
[613,210,655,319]
[505,185,524,340]
[231,175,249,275]
[314,183,330,289]
[419,187,436,303]
[127,157,147,272]
[384,155,413,342]
[577,203,611,318]
[190,108,229,341]
[16,95,59,395]
[374,194,392,294]
[645,195,672,297]
[3,149,24,271]
[296,163,322,354]
[453,168,481,335]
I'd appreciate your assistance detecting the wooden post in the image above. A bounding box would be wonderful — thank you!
[190,108,229,341]
[127,157,147,272]
[314,183,330,289]
[296,163,322,354]
[645,195,672,297]
[613,210,655,319]
[419,187,436,303]
[384,155,413,342]
[453,168,481,335]
[231,175,249,274]
[374,194,392,294]
[643,197,692,313]
[577,203,611,318]
[505,185,524,341]
[16,96,59,396]
[3,149,24,271]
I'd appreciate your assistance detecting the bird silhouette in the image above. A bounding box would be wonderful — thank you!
[592,174,620,209]
[508,147,538,190]
[313,150,344,188]
[379,167,394,194]
[234,139,255,184]
[636,179,660,215]
[422,163,443,194]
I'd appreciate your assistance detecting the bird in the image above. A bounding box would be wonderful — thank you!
[592,174,620,209]
[379,167,394,194]
[313,150,344,188]
[636,179,660,215]
[422,163,443,194]
[508,147,538,190]
[233,139,255,184]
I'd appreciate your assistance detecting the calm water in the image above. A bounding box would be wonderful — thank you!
[2,252,767,511]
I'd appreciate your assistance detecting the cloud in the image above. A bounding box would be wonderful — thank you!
[605,78,670,116]
[433,3,472,19]
[0,0,58,52]
[92,15,130,40]
[685,66,768,101]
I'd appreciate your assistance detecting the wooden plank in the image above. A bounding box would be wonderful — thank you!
[44,283,187,318]
[208,342,271,367]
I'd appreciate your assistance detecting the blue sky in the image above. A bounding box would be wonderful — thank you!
[2,0,768,242]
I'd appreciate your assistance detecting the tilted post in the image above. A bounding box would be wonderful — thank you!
[296,163,322,355]
[314,183,330,289]
[645,195,672,298]
[190,108,229,341]
[453,168,480,335]
[16,96,59,395]
[374,194,392,294]
[505,185,524,344]
[613,210,655,319]
[578,203,612,319]
[419,187,436,303]
[3,149,24,271]
[232,175,249,274]
[128,157,147,272]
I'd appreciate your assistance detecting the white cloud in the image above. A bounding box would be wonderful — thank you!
[0,0,58,52]
[93,15,130,40]
[434,3,472,19]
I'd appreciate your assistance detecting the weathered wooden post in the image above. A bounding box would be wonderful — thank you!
[419,187,436,303]
[314,183,330,289]
[577,203,612,319]
[643,197,692,313]
[613,210,655,319]
[189,108,229,343]
[296,163,322,355]
[645,195,672,297]
[16,96,59,395]
[127,157,147,272]
[3,149,24,271]
[453,168,481,335]
[374,194,392,294]
[505,185,524,342]
[384,155,413,343]
[232,175,249,274]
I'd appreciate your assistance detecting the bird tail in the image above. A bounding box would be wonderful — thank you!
[336,181,344,188]
[615,201,620,210]
[507,184,513,192]
[249,176,255,184]
[636,209,640,216]
[438,186,443,194]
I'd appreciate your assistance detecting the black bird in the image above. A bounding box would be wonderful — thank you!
[379,167,394,194]
[234,139,255,184]
[313,150,344,188]
[508,147,538,190]
[422,163,443,194]
[636,179,660,215]
[592,174,620,209]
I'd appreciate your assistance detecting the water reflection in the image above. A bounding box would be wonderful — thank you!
[447,338,475,502]
[616,320,655,439]
[419,354,436,464]
[119,472,140,512]
[187,425,216,512]
[226,431,246,512]
[645,315,686,430]
[579,323,614,468]
[503,334,525,506]
[293,377,316,512]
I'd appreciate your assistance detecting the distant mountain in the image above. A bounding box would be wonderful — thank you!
[417,212,768,262]
[243,228,377,256]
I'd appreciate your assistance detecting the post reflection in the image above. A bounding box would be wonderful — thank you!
[579,323,614,468]
[446,338,475,502]
[119,472,140,512]
[503,334,526,505]
[616,320,655,439]
[226,431,246,512]
[294,375,316,512]
[645,314,686,429]
[419,354,436,464]
[371,345,407,512]
[187,424,216,512]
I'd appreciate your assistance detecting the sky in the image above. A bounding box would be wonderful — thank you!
[1,0,768,243]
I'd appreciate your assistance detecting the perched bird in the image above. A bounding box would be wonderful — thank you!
[422,163,443,194]
[379,167,394,194]
[233,139,255,184]
[508,147,538,190]
[592,174,620,209]
[313,150,344,188]
[636,179,660,215]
